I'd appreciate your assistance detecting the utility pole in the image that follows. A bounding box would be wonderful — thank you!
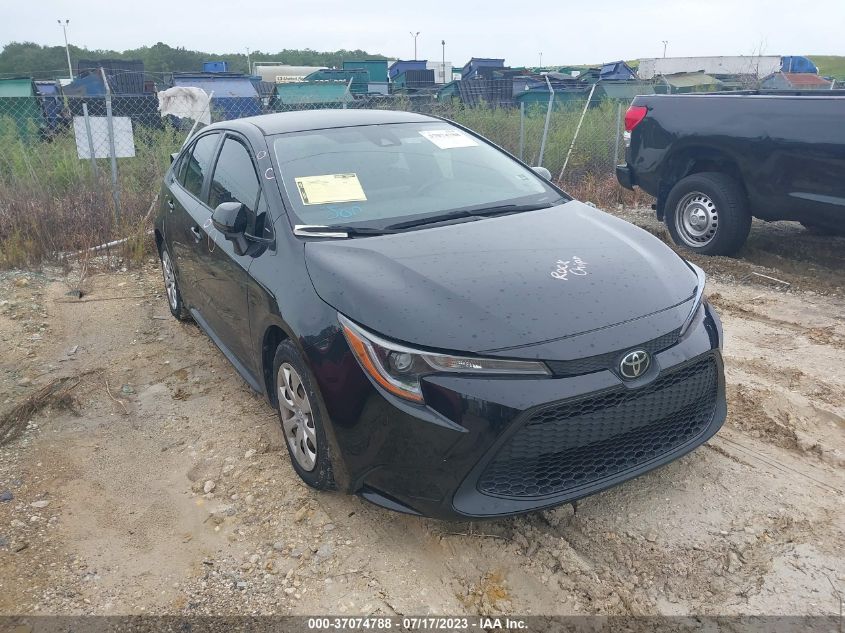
[410,31,420,60]
[246,47,251,74]
[441,40,446,83]
[58,19,73,80]
[662,40,668,58]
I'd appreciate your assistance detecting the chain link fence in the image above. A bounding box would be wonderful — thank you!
[0,90,628,266]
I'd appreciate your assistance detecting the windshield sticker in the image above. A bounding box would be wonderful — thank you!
[419,129,479,149]
[294,173,367,206]
[551,256,588,280]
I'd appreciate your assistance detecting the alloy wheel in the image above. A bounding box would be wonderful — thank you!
[277,363,318,471]
[161,250,178,310]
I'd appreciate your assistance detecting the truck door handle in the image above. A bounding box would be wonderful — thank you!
[189,226,202,242]
[167,199,175,211]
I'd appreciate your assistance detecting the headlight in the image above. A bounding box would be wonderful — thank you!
[679,262,707,336]
[338,314,550,403]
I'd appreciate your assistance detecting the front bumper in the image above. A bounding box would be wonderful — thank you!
[332,304,725,520]
[616,164,635,190]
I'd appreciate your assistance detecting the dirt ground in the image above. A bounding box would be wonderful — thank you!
[0,210,843,617]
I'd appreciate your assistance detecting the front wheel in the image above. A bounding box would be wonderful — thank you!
[665,172,751,256]
[273,340,336,490]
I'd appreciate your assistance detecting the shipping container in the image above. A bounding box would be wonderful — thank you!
[172,73,261,120]
[392,69,435,90]
[461,58,505,79]
[275,81,353,107]
[389,60,427,80]
[304,69,369,94]
[343,60,389,83]
[638,56,781,79]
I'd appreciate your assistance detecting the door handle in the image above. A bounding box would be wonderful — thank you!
[167,198,175,211]
[189,226,203,242]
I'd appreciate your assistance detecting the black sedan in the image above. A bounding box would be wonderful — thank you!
[155,109,726,520]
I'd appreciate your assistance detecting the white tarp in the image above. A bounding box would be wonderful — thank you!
[73,116,136,159]
[157,86,212,124]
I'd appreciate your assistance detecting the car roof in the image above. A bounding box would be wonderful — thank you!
[206,109,439,136]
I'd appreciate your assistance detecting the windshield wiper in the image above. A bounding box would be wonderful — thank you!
[384,202,559,232]
[293,224,395,238]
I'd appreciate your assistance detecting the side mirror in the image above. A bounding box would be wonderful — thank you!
[532,166,552,181]
[211,202,247,237]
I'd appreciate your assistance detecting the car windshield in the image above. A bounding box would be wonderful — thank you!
[272,121,567,230]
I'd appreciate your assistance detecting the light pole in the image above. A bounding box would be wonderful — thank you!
[539,52,543,68]
[662,40,668,58]
[57,19,73,80]
[410,31,420,60]
[441,40,446,83]
[246,47,251,74]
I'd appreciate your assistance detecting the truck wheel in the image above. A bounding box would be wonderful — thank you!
[665,172,751,256]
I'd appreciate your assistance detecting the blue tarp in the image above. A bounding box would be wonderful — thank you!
[172,74,261,120]
[61,71,107,97]
[780,56,818,74]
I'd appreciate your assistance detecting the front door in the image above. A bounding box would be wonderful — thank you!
[197,134,273,381]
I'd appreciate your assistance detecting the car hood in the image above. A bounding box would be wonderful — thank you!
[304,201,697,355]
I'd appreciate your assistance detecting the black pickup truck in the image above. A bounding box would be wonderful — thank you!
[616,92,845,255]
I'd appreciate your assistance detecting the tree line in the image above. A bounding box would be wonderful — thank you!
[0,41,389,79]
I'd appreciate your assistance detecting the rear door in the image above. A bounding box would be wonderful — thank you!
[197,133,273,381]
[165,132,222,311]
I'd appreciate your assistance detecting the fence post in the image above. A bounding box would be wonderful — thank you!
[342,77,353,110]
[613,101,623,171]
[558,82,597,182]
[538,76,555,167]
[81,102,99,182]
[100,67,121,224]
[518,102,525,161]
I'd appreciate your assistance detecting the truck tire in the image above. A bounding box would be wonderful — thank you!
[665,172,751,256]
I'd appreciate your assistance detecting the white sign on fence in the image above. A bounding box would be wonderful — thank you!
[73,116,136,159]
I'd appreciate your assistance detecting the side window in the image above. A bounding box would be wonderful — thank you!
[208,138,261,213]
[181,134,219,200]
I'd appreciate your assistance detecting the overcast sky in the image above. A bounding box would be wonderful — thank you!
[4,0,843,67]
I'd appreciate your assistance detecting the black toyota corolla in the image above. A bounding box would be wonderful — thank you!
[155,109,726,520]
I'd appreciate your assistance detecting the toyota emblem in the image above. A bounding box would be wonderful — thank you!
[619,350,650,379]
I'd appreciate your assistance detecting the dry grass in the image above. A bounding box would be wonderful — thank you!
[560,172,654,209]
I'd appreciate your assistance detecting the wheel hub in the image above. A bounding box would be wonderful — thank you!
[676,192,718,247]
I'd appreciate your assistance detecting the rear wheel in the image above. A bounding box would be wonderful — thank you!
[160,247,190,320]
[665,172,751,256]
[273,340,336,490]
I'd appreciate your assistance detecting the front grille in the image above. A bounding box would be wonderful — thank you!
[477,357,718,499]
[545,328,680,377]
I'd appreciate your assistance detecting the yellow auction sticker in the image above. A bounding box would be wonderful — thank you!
[294,173,368,206]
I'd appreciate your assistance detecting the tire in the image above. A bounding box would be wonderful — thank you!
[272,340,336,490]
[160,246,190,320]
[800,222,845,237]
[665,172,751,256]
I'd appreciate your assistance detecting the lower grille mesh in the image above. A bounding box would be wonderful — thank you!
[477,358,718,498]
